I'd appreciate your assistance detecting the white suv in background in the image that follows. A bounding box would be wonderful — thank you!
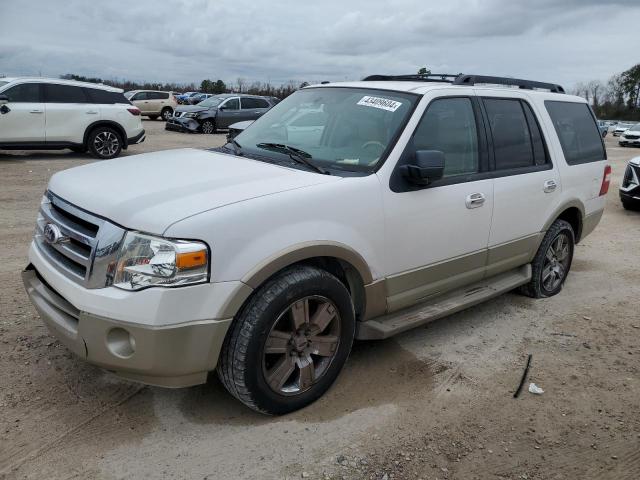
[22,74,608,415]
[124,90,177,120]
[0,78,145,159]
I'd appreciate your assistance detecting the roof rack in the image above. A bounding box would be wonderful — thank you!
[363,73,459,83]
[453,75,565,93]
[363,73,565,94]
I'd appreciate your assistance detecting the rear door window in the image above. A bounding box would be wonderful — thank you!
[44,84,89,103]
[483,98,535,170]
[544,101,606,164]
[1,83,41,102]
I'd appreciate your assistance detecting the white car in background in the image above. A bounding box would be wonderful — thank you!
[0,77,144,159]
[618,123,640,147]
[613,122,634,136]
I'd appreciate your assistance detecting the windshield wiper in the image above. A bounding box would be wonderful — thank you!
[255,143,329,175]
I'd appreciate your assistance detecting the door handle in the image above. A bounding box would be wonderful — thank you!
[465,193,486,209]
[543,180,557,193]
[29,110,43,114]
[85,110,98,115]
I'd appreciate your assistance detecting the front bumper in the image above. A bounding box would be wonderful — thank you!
[165,116,200,133]
[619,137,640,146]
[22,266,233,387]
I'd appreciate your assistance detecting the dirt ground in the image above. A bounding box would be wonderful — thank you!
[1,122,638,480]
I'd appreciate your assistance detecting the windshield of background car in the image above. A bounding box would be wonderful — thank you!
[629,124,640,131]
[198,96,224,107]
[0,81,9,88]
[124,91,135,99]
[234,87,418,171]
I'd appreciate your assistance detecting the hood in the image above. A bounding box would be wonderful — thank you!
[48,148,339,234]
[175,105,210,113]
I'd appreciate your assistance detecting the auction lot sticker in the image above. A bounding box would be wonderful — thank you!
[357,96,402,112]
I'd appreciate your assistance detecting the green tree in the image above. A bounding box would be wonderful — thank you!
[417,67,431,75]
[620,64,640,108]
[213,79,227,94]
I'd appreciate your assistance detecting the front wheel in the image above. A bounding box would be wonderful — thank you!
[161,108,173,121]
[520,219,575,298]
[87,126,122,159]
[217,266,355,415]
[201,119,215,134]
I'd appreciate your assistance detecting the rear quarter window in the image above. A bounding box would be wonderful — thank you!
[544,101,606,165]
[85,88,130,104]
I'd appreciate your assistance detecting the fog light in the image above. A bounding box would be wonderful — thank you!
[106,327,136,358]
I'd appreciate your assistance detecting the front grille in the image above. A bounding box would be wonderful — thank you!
[34,191,126,288]
[624,134,640,140]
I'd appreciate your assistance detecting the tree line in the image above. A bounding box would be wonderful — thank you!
[60,74,310,99]
[572,63,640,121]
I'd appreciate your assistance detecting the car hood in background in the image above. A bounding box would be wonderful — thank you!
[174,105,211,114]
[47,148,339,235]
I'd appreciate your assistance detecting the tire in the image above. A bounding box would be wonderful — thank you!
[148,115,159,121]
[201,119,215,134]
[519,219,575,299]
[622,200,639,211]
[161,108,173,121]
[87,126,122,160]
[217,265,355,415]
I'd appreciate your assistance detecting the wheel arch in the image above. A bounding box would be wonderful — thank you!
[83,121,129,149]
[543,201,585,243]
[235,242,379,322]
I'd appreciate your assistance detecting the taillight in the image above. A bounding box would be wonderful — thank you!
[599,165,612,196]
[127,107,141,116]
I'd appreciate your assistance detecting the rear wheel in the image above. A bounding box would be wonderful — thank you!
[201,119,215,134]
[217,266,355,415]
[87,126,122,159]
[520,219,574,298]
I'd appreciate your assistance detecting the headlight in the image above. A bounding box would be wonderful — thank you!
[184,112,198,118]
[113,232,209,291]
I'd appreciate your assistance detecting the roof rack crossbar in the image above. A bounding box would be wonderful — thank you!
[362,73,565,94]
[363,73,459,83]
[452,75,565,93]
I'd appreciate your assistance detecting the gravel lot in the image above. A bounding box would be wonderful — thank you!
[1,123,639,480]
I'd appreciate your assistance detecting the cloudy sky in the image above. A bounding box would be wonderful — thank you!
[2,0,639,89]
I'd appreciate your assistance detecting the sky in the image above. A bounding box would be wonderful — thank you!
[1,0,639,90]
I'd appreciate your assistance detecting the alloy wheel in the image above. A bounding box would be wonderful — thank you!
[542,232,571,291]
[262,296,341,396]
[93,131,119,157]
[202,121,214,134]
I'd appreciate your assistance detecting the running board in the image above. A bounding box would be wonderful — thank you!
[356,265,531,340]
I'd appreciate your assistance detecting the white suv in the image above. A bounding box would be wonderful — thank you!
[0,78,145,159]
[22,74,609,414]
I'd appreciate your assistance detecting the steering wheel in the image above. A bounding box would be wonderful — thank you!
[361,141,385,153]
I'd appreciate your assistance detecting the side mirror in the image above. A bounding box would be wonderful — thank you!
[400,150,445,186]
[0,95,8,105]
[219,105,227,111]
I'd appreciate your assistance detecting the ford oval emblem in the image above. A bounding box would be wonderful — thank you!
[43,223,66,245]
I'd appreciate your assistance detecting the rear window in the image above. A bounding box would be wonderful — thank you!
[85,88,130,104]
[241,97,270,109]
[545,101,605,164]
[148,92,169,100]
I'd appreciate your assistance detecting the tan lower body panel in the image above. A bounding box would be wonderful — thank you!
[580,209,604,241]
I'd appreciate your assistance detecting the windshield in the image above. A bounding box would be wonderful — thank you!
[234,87,418,171]
[198,96,225,107]
[630,124,640,131]
[124,91,135,99]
